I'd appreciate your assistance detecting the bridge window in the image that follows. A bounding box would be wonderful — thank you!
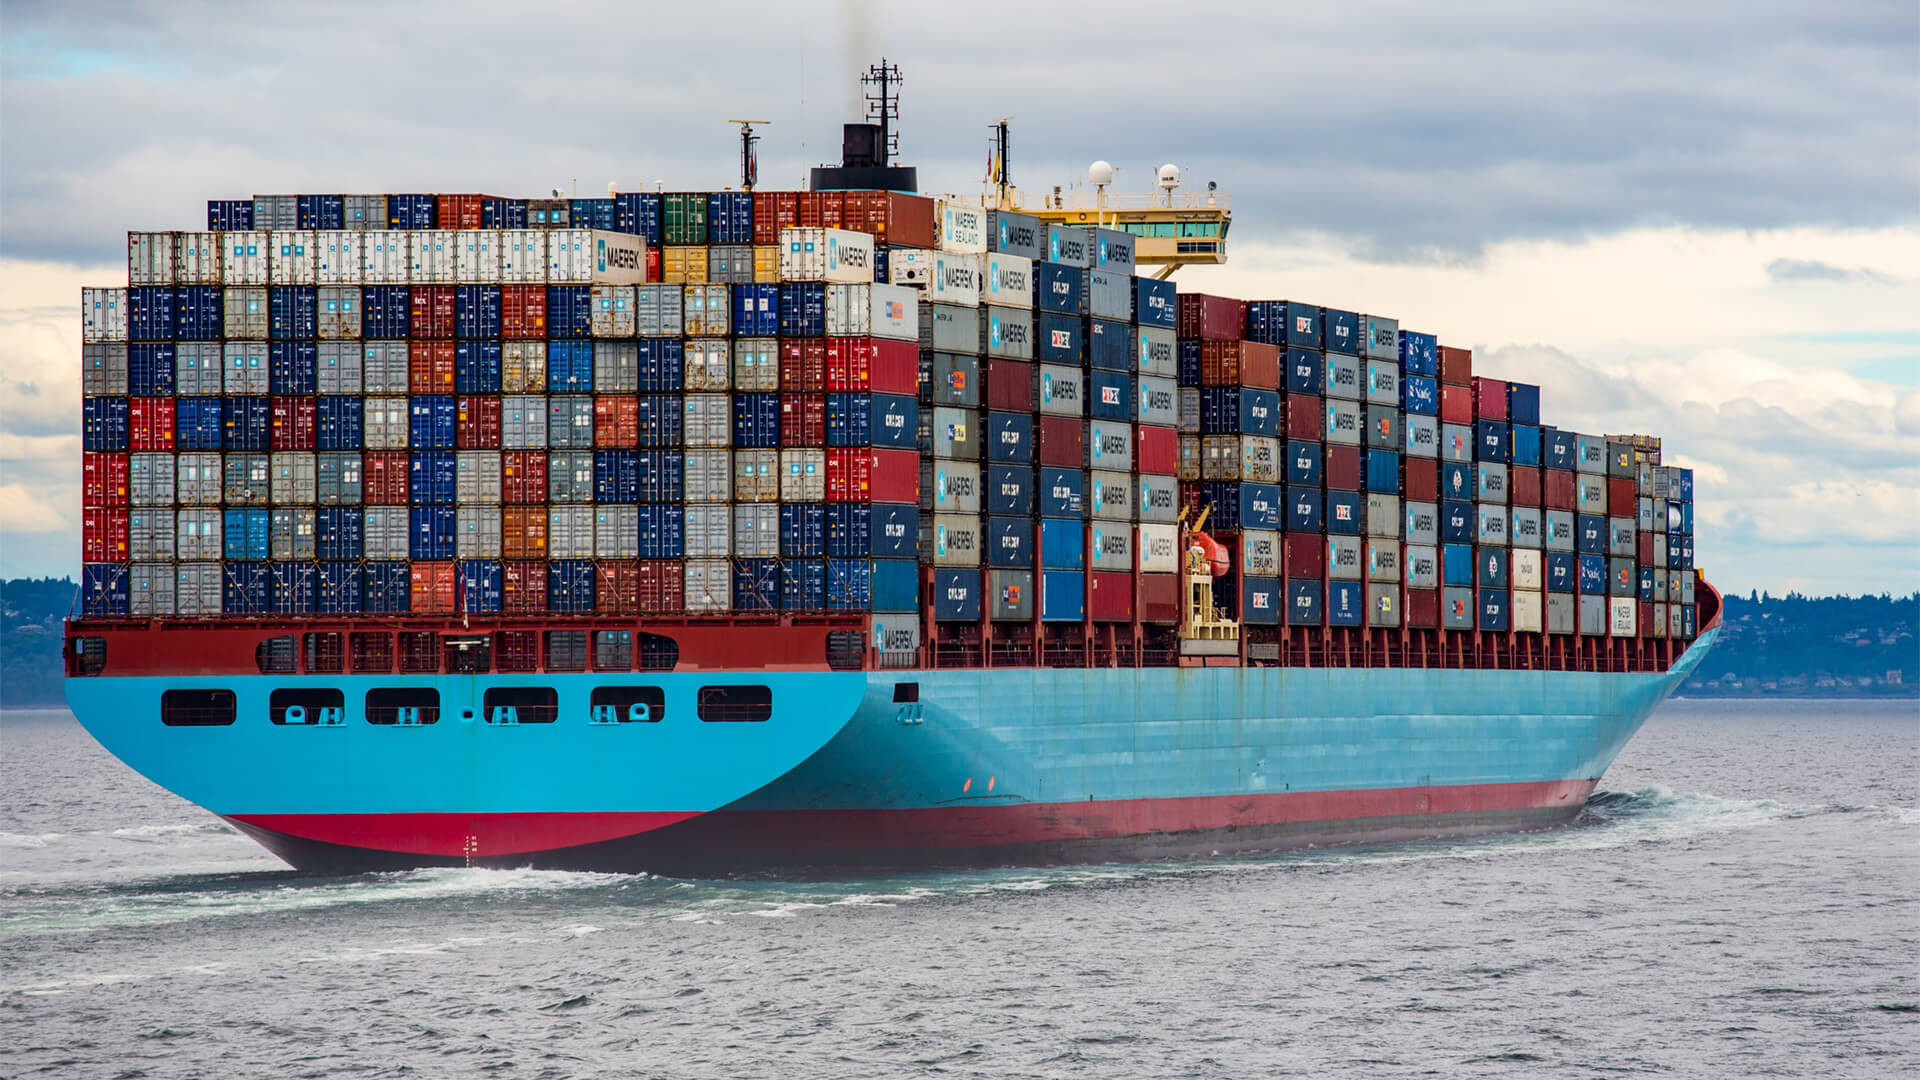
[590,686,665,724]
[270,688,346,725]
[162,688,236,727]
[697,685,771,723]
[366,687,439,726]
[482,686,558,724]
[892,682,919,703]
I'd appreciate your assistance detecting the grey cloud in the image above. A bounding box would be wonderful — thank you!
[1767,258,1898,285]
[2,0,1915,266]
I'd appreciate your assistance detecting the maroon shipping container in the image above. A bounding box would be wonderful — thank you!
[753,192,800,245]
[409,286,456,340]
[1088,571,1134,622]
[987,358,1035,413]
[129,397,176,453]
[1405,587,1440,629]
[1638,532,1655,565]
[780,394,826,447]
[1404,457,1439,503]
[1179,480,1207,521]
[1036,415,1085,468]
[1543,469,1576,511]
[500,285,546,339]
[839,191,937,249]
[501,451,547,504]
[1472,377,1508,421]
[436,194,498,230]
[593,396,638,449]
[1178,293,1244,341]
[83,452,130,508]
[82,507,129,562]
[1137,572,1180,624]
[502,560,547,614]
[457,395,502,450]
[637,560,684,614]
[645,248,660,284]
[364,451,410,504]
[1608,477,1635,511]
[779,339,826,392]
[825,337,916,395]
[1198,340,1280,389]
[596,561,641,615]
[501,506,547,560]
[1324,445,1362,491]
[1136,425,1178,475]
[1639,602,1654,638]
[271,396,316,451]
[1284,533,1325,578]
[1439,345,1473,387]
[410,341,456,394]
[1440,383,1474,425]
[826,448,917,503]
[1511,466,1543,507]
[796,191,828,228]
[410,561,456,614]
[1286,393,1323,440]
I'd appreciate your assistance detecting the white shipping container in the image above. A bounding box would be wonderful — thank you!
[456,230,502,283]
[826,283,920,341]
[313,231,362,285]
[173,231,222,285]
[679,340,728,391]
[129,563,175,616]
[270,230,317,284]
[177,454,222,505]
[1514,589,1545,633]
[222,232,270,286]
[683,449,731,502]
[780,449,825,502]
[1242,529,1280,575]
[929,252,983,307]
[457,506,502,558]
[547,229,646,285]
[502,341,546,393]
[682,284,730,336]
[410,231,458,283]
[128,232,175,285]
[500,230,548,284]
[683,508,731,559]
[1609,596,1638,637]
[360,233,410,284]
[592,285,637,337]
[456,450,501,504]
[778,227,874,283]
[176,508,223,560]
[937,199,988,254]
[984,252,1033,310]
[683,395,731,448]
[547,506,595,559]
[82,287,128,343]
[733,503,780,558]
[1511,549,1544,591]
[223,341,269,394]
[733,449,778,502]
[684,559,730,611]
[364,397,409,449]
[887,247,933,286]
[174,563,223,617]
[271,452,316,504]
[732,338,778,391]
[1138,522,1180,573]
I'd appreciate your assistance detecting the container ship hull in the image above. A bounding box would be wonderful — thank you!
[66,627,1714,875]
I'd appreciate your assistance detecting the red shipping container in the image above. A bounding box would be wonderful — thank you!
[1404,457,1439,502]
[410,341,456,394]
[638,559,684,614]
[593,396,639,449]
[1472,377,1508,420]
[410,561,456,614]
[1179,481,1207,520]
[456,395,502,449]
[1511,466,1543,507]
[1036,415,1085,467]
[501,450,548,504]
[1440,383,1474,425]
[409,286,456,340]
[1177,294,1245,341]
[596,560,641,615]
[500,285,547,339]
[502,506,548,560]
[779,339,826,392]
[825,448,869,503]
[796,191,826,229]
[129,397,176,452]
[1286,393,1323,440]
[1285,533,1325,578]
[987,358,1035,413]
[1324,445,1362,491]
[1608,477,1635,512]
[878,193,937,249]
[1138,572,1181,624]
[823,337,918,395]
[840,191,885,238]
[1638,532,1655,565]
[1544,469,1576,511]
[818,191,846,229]
[1088,571,1134,622]
[435,194,497,230]
[868,448,918,504]
[1136,425,1178,475]
[753,192,799,245]
[270,396,316,451]
[502,560,547,615]
[83,452,130,507]
[1438,345,1473,386]
[1405,587,1440,629]
[645,247,660,284]
[1639,601,1654,638]
[363,451,410,503]
[780,394,826,447]
[82,508,129,562]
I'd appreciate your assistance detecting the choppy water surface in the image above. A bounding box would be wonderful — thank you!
[2,700,1915,1078]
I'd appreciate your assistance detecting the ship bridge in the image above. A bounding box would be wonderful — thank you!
[1011,189,1230,279]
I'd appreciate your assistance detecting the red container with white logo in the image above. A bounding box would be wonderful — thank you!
[129,397,176,452]
[457,395,502,449]
[410,341,456,394]
[501,451,547,504]
[83,508,129,562]
[409,286,456,340]
[502,560,547,614]
[592,396,638,449]
[84,452,130,507]
[409,561,456,614]
[501,285,546,339]
[363,451,410,504]
[270,396,316,451]
[596,560,641,615]
[780,394,826,447]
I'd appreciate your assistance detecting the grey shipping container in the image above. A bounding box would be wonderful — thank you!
[1404,500,1438,545]
[1443,587,1476,630]
[1089,469,1133,521]
[990,568,1035,620]
[223,287,268,339]
[1088,523,1132,571]
[684,449,731,502]
[683,339,730,391]
[1242,530,1280,575]
[1608,516,1636,557]
[1476,503,1508,545]
[83,343,129,396]
[502,395,547,449]
[174,342,223,396]
[1477,462,1508,502]
[363,506,410,560]
[317,286,361,339]
[1362,315,1399,361]
[924,302,981,353]
[781,448,825,502]
[316,452,362,505]
[683,285,731,336]
[733,338,778,391]
[177,454,223,505]
[635,284,684,336]
[129,563,174,616]
[548,396,595,448]
[1087,269,1131,321]
[362,342,411,394]
[1323,353,1361,401]
[503,341,546,393]
[1137,474,1179,524]
[734,449,778,502]
[925,406,979,460]
[1366,494,1400,539]
[1037,365,1085,417]
[709,245,754,284]
[364,397,409,449]
[734,503,780,557]
[1544,509,1575,552]
[317,342,362,394]
[1177,388,1200,432]
[1368,583,1401,627]
[457,506,502,558]
[981,305,1034,360]
[929,514,983,567]
[1135,326,1176,378]
[928,353,980,407]
[987,211,1043,259]
[129,453,175,506]
[1404,543,1439,589]
[456,450,501,504]
[1547,593,1576,635]
[591,285,637,337]
[128,508,173,561]
[1365,360,1399,406]
[1366,539,1401,584]
[271,506,316,560]
[926,460,981,514]
[547,506,594,558]
[223,341,270,394]
[1202,435,1277,483]
[684,506,730,558]
[595,506,640,558]
[1087,420,1134,473]
[548,451,594,503]
[685,560,730,612]
[683,394,731,448]
[271,453,316,504]
[223,453,270,505]
[593,341,639,392]
[1328,536,1364,580]
[1578,594,1607,635]
[1404,413,1438,459]
[1325,399,1362,446]
[175,563,224,616]
[1137,374,1177,427]
[1366,406,1399,451]
[1440,422,1472,463]
[1511,507,1544,549]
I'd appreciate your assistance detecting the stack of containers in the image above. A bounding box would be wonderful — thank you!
[1242,299,1320,629]
[1398,330,1441,629]
[1133,270,1181,625]
[974,210,1038,626]
[918,206,989,634]
[1435,342,1477,631]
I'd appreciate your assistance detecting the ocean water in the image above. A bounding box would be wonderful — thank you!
[1,700,1915,1079]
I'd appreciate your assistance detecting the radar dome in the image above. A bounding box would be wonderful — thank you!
[1088,160,1115,187]
[1157,163,1181,190]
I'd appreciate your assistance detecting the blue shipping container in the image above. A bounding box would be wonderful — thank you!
[456,285,502,340]
[1577,515,1607,555]
[1441,543,1475,587]
[1322,308,1360,356]
[1178,340,1202,387]
[732,558,780,611]
[268,286,315,341]
[456,341,503,394]
[457,560,503,613]
[987,464,1035,516]
[1287,486,1324,531]
[1287,579,1323,626]
[1286,440,1323,486]
[547,341,593,393]
[410,451,457,505]
[986,516,1033,568]
[223,396,270,451]
[930,569,982,621]
[569,198,616,231]
[387,194,436,229]
[270,342,317,395]
[635,339,685,393]
[1577,554,1607,594]
[825,558,870,611]
[634,450,683,503]
[1037,312,1083,366]
[614,192,661,244]
[1365,449,1401,494]
[1039,467,1085,517]
[174,285,222,341]
[176,397,221,451]
[1511,424,1542,467]
[1442,461,1473,500]
[1241,576,1282,625]
[222,562,270,614]
[1327,489,1363,535]
[635,394,683,447]
[363,562,410,613]
[410,506,457,560]
[82,397,129,452]
[547,560,595,612]
[1398,330,1438,376]
[1547,551,1576,593]
[1507,383,1541,426]
[317,506,364,560]
[410,397,457,450]
[546,286,593,340]
[297,194,344,230]
[127,286,174,342]
[1441,499,1474,543]
[1039,518,1084,570]
[781,504,826,558]
[779,283,826,337]
[636,504,684,559]
[207,199,253,231]
[361,286,410,338]
[1327,580,1365,627]
[871,503,918,559]
[1034,263,1087,315]
[128,343,174,395]
[1478,547,1509,587]
[271,561,317,614]
[1040,570,1084,622]
[1134,277,1177,330]
[985,411,1033,463]
[1544,428,1575,471]
[222,509,268,560]
[1478,588,1510,631]
[781,559,827,611]
[318,561,364,614]
[594,450,638,503]
[1401,373,1438,415]
[732,283,780,337]
[1476,419,1511,463]
[1286,348,1322,395]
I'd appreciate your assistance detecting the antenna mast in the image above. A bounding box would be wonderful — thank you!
[991,117,1014,208]
[727,120,770,191]
[863,59,902,165]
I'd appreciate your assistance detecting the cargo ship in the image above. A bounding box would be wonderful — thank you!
[65,65,1717,874]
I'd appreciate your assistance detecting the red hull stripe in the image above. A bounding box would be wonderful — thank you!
[229,811,701,857]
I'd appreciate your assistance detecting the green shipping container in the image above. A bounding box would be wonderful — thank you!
[662,193,709,246]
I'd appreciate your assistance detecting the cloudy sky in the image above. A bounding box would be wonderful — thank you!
[2,0,1915,595]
